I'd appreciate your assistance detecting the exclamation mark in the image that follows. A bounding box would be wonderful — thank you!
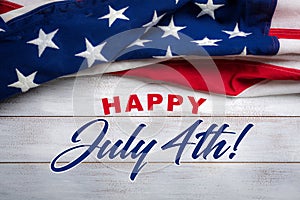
[229,123,254,159]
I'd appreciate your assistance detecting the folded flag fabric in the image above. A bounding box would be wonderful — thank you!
[0,0,299,100]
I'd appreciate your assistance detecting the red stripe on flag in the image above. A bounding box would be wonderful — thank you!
[0,0,23,14]
[270,28,300,40]
[111,59,300,96]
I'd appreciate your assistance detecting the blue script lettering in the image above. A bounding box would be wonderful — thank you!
[161,120,254,164]
[50,119,157,181]
[51,118,254,181]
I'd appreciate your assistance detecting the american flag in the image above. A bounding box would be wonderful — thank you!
[0,0,299,99]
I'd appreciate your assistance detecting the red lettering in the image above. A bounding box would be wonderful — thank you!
[167,94,183,111]
[126,94,144,112]
[102,96,121,115]
[147,94,163,110]
[188,96,206,114]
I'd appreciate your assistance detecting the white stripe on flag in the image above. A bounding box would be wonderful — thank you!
[238,80,300,97]
[235,55,300,71]
[62,59,161,78]
[1,0,64,22]
[278,39,300,55]
[8,0,53,7]
[271,0,300,29]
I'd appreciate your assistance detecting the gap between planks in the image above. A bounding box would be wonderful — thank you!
[0,116,299,118]
[1,162,300,164]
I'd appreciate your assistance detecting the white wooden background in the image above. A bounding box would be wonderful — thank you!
[0,75,299,200]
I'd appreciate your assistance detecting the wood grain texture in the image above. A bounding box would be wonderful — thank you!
[0,75,299,116]
[0,74,299,199]
[0,117,299,162]
[0,163,299,200]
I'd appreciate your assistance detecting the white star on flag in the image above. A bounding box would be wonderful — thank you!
[142,11,166,32]
[27,29,59,57]
[153,45,178,59]
[99,6,129,27]
[0,28,5,32]
[239,47,248,56]
[175,0,179,4]
[8,69,39,92]
[127,38,152,48]
[75,38,108,68]
[158,17,186,39]
[222,23,252,39]
[195,0,224,20]
[192,36,222,46]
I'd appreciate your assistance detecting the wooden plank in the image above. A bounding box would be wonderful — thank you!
[0,163,299,200]
[0,75,299,117]
[0,117,299,162]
